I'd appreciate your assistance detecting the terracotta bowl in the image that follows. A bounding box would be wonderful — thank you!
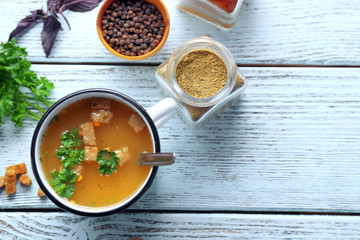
[96,0,170,61]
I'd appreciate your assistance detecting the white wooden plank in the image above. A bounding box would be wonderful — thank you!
[1,212,360,239]
[1,65,360,213]
[0,0,359,65]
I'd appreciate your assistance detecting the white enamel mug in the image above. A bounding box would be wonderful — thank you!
[31,88,178,216]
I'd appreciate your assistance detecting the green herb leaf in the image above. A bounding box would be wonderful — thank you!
[96,150,120,175]
[0,39,55,127]
[56,128,84,168]
[60,128,81,148]
[50,168,78,199]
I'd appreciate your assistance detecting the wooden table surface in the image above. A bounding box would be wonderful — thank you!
[1,0,360,239]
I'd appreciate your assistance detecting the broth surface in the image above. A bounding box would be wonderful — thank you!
[40,98,152,207]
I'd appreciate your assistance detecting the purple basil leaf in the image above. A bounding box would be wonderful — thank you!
[47,0,64,14]
[41,15,62,57]
[8,10,46,40]
[47,0,56,11]
[62,0,101,13]
[50,6,58,17]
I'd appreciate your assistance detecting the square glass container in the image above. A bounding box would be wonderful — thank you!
[155,35,247,129]
[177,0,244,29]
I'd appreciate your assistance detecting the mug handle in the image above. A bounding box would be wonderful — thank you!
[147,98,178,128]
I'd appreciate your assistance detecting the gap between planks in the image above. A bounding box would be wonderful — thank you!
[28,61,360,68]
[2,208,360,217]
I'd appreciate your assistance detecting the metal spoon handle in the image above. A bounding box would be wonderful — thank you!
[140,153,175,166]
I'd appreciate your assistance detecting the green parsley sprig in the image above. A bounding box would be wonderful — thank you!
[50,168,78,199]
[56,128,84,168]
[57,148,84,169]
[0,39,55,127]
[60,128,82,148]
[50,128,84,199]
[96,150,120,176]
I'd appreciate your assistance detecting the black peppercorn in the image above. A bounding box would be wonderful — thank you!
[135,39,142,45]
[141,43,148,50]
[102,0,165,57]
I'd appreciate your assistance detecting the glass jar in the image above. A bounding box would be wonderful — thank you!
[155,35,247,129]
[177,0,244,29]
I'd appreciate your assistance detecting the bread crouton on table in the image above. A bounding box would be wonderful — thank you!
[5,170,16,195]
[91,98,111,110]
[79,122,96,145]
[115,146,130,167]
[84,146,98,161]
[19,174,32,186]
[128,113,146,133]
[91,109,113,123]
[0,176,5,188]
[38,188,46,197]
[6,163,27,175]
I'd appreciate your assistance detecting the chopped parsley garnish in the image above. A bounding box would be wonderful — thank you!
[96,150,120,175]
[57,148,84,169]
[56,128,84,168]
[50,168,78,199]
[50,128,84,199]
[60,128,82,148]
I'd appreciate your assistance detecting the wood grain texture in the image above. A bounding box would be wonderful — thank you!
[1,65,360,213]
[1,212,360,239]
[0,0,359,65]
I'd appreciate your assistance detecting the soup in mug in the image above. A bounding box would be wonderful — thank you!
[40,97,152,207]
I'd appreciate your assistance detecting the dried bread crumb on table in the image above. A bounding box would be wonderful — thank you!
[38,188,46,197]
[6,163,27,175]
[5,170,16,195]
[0,176,5,188]
[19,174,32,186]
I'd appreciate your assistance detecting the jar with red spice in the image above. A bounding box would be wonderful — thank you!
[177,0,243,29]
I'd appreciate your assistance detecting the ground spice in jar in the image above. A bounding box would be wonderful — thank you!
[157,62,244,121]
[175,50,227,98]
